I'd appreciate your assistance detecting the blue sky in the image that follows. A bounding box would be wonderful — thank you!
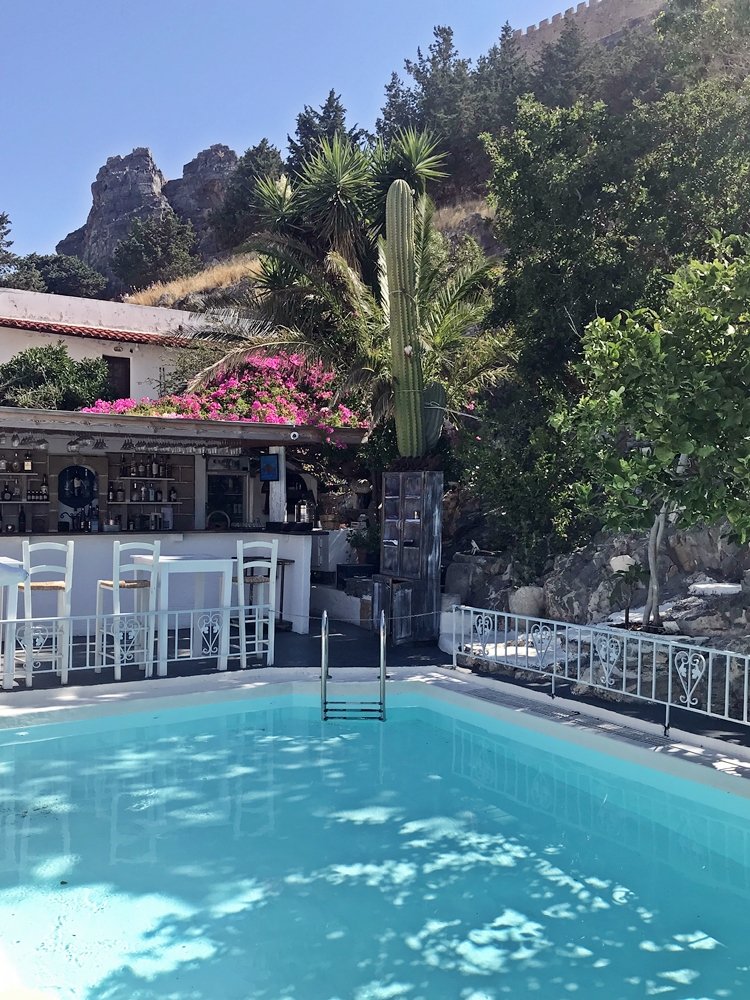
[1,0,554,256]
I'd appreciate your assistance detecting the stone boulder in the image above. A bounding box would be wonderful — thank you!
[544,532,653,624]
[666,592,748,638]
[444,551,511,608]
[667,522,750,580]
[508,586,546,618]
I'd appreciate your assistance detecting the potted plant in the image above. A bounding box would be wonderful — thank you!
[347,522,380,566]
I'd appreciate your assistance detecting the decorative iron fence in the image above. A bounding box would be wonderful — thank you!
[451,605,750,734]
[1,602,273,689]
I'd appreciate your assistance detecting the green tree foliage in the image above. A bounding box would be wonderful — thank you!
[0,213,15,277]
[532,21,591,109]
[0,343,111,410]
[376,73,422,141]
[483,80,750,380]
[2,253,106,297]
[112,209,200,290]
[557,237,750,622]
[458,386,597,579]
[286,90,371,177]
[213,139,284,249]
[658,0,750,83]
[473,23,532,137]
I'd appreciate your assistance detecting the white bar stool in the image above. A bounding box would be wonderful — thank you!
[95,540,160,680]
[0,556,28,690]
[234,538,278,668]
[18,540,75,686]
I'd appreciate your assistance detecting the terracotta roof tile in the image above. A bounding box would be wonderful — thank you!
[0,317,189,348]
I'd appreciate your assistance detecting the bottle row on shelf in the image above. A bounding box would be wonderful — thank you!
[107,481,179,504]
[0,476,49,502]
[117,455,175,480]
[0,451,35,474]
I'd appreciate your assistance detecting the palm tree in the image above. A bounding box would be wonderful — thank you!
[192,195,515,432]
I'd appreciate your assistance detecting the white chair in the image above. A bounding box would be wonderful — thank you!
[95,540,160,680]
[234,538,278,668]
[18,540,75,686]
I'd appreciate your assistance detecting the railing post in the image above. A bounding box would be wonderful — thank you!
[451,605,457,670]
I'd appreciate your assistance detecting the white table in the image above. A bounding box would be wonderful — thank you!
[0,556,29,690]
[135,553,234,677]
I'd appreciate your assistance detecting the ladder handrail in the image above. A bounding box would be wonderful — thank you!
[379,609,386,722]
[320,608,387,722]
[320,610,329,721]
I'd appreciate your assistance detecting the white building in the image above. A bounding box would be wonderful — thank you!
[0,289,204,399]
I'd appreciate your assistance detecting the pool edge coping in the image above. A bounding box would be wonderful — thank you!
[3,666,750,791]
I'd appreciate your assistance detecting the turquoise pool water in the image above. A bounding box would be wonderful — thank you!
[1,694,750,999]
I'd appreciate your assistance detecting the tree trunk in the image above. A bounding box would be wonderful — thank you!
[643,505,667,627]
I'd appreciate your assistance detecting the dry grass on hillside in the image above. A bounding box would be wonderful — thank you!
[433,198,495,232]
[126,255,261,307]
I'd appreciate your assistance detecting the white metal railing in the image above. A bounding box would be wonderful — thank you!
[0,601,274,689]
[452,604,750,735]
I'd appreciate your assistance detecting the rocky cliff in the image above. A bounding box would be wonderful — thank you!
[56,144,237,279]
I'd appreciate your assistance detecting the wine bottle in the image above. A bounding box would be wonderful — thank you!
[41,475,48,500]
[18,507,26,533]
[23,452,32,472]
[131,481,140,503]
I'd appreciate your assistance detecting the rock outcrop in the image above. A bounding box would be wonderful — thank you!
[163,144,237,258]
[57,148,170,279]
[56,144,238,280]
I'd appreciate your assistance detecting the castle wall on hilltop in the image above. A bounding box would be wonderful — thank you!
[514,0,665,58]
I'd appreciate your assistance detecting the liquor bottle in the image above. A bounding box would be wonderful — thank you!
[168,486,178,503]
[116,485,125,502]
[18,507,26,533]
[148,482,155,502]
[0,455,7,473]
[22,452,32,472]
[107,482,114,503]
[158,461,166,479]
[155,486,163,503]
[130,459,137,477]
[120,456,127,479]
[140,482,147,502]
[131,481,140,503]
[151,456,159,477]
[137,459,146,477]
[1,482,10,502]
[12,479,20,499]
[11,452,20,473]
[41,475,48,500]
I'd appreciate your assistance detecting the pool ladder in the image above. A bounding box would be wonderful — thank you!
[320,610,387,721]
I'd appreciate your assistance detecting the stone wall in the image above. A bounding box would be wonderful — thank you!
[514,0,665,59]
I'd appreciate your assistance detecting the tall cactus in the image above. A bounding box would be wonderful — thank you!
[386,179,425,457]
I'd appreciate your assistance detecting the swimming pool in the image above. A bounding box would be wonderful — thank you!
[1,690,749,999]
